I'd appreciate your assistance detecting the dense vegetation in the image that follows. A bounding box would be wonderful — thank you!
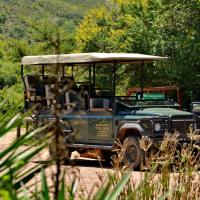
[0,0,105,115]
[76,0,200,105]
[0,0,200,115]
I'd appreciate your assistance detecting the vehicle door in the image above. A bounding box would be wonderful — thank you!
[88,109,114,145]
[61,110,88,143]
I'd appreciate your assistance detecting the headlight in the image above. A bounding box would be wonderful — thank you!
[154,123,161,132]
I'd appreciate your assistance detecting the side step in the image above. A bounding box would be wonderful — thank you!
[67,143,113,150]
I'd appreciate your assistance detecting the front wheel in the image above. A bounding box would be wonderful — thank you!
[121,136,143,170]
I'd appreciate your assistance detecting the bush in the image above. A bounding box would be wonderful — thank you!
[0,83,23,119]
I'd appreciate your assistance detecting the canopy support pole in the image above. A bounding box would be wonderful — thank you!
[113,63,116,97]
[62,65,65,77]
[40,65,45,107]
[89,64,92,103]
[93,64,95,87]
[71,65,74,77]
[42,65,44,81]
[21,65,24,78]
[140,61,144,99]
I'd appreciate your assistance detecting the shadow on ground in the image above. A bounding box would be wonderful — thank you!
[33,158,113,169]
[69,159,112,169]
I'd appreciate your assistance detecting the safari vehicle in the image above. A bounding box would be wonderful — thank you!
[20,53,200,169]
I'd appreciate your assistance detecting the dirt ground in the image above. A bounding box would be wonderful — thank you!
[0,129,142,198]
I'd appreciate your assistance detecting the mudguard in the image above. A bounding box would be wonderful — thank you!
[117,122,145,140]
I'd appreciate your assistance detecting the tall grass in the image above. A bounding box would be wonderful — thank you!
[109,132,200,200]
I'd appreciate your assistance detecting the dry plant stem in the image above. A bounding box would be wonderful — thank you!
[52,33,62,200]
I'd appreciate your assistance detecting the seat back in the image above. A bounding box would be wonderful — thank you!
[90,98,110,109]
[95,89,113,98]
[44,76,65,109]
[24,75,44,96]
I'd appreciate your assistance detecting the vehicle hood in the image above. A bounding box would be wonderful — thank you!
[134,107,192,117]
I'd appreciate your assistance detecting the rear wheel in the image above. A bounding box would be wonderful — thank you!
[121,136,143,170]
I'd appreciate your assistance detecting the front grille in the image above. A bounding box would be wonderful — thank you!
[141,116,199,141]
[171,116,196,140]
[160,122,168,132]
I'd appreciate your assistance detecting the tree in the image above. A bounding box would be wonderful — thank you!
[76,0,200,106]
[154,0,200,105]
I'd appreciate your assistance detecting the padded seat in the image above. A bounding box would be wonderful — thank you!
[192,106,200,114]
[24,75,44,104]
[90,98,110,109]
[95,90,113,98]
[44,83,65,109]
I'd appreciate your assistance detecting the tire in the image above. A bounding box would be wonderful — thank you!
[48,134,71,164]
[121,136,143,170]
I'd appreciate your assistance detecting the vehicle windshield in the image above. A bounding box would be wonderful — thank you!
[115,97,179,114]
[116,98,178,107]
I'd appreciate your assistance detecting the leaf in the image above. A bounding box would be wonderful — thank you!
[58,176,65,200]
[1,143,46,177]
[14,165,47,191]
[104,172,131,200]
[68,177,79,200]
[41,169,50,200]
[93,178,113,200]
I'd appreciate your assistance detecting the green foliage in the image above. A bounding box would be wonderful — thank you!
[0,0,105,60]
[76,0,200,106]
[154,0,200,105]
[25,18,76,55]
[0,61,21,87]
[0,83,23,118]
[0,113,48,199]
[0,0,105,117]
[0,0,104,39]
[76,0,162,53]
[41,169,50,200]
[0,38,30,62]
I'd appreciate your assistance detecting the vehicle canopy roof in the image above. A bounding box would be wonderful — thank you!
[21,53,168,66]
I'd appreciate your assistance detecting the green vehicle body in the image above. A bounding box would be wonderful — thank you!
[20,53,200,168]
[36,100,198,157]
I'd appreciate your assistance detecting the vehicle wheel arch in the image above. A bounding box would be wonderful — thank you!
[117,123,143,142]
[123,128,141,141]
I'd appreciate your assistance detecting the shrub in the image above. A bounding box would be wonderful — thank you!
[0,83,23,119]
